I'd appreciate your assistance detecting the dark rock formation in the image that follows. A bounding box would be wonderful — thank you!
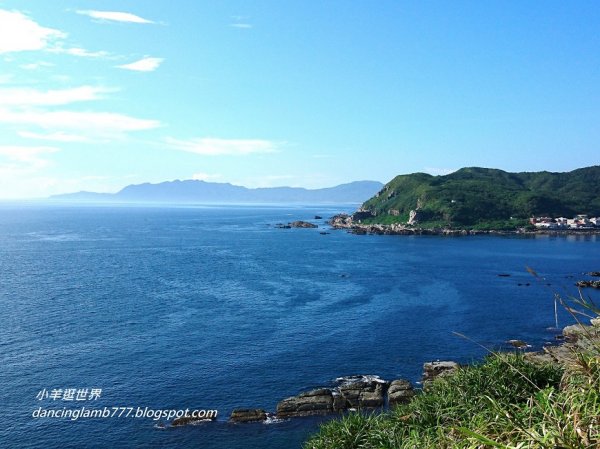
[422,361,459,384]
[387,380,415,407]
[229,408,267,423]
[171,414,217,426]
[276,388,334,418]
[338,378,388,408]
[576,280,600,288]
[314,215,323,220]
[289,221,318,228]
[507,339,530,349]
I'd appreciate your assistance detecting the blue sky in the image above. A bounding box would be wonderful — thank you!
[0,1,599,198]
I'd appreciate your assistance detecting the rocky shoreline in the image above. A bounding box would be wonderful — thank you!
[168,317,600,428]
[329,213,600,236]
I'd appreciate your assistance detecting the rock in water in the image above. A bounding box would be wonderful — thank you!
[276,388,334,418]
[422,361,459,384]
[338,378,388,408]
[229,409,267,423]
[289,221,318,228]
[171,414,217,426]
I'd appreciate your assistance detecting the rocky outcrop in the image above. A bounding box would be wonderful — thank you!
[338,378,388,408]
[387,380,415,407]
[275,220,318,229]
[171,414,217,426]
[576,280,600,288]
[422,361,460,384]
[276,388,335,418]
[274,375,412,418]
[290,220,318,228]
[526,317,600,366]
[507,339,530,349]
[407,210,421,225]
[229,408,268,423]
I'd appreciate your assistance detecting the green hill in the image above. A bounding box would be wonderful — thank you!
[358,166,600,229]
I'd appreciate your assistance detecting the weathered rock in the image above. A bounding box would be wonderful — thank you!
[229,408,267,423]
[171,413,217,426]
[289,221,318,229]
[314,215,323,220]
[422,361,459,383]
[387,380,414,407]
[576,280,600,288]
[563,324,594,342]
[507,339,530,349]
[407,210,421,225]
[332,392,348,411]
[276,388,334,418]
[338,379,388,408]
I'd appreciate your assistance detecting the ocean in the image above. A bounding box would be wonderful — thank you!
[1,204,598,448]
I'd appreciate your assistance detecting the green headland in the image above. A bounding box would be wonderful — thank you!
[354,166,600,231]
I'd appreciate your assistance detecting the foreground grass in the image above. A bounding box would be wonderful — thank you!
[305,350,600,449]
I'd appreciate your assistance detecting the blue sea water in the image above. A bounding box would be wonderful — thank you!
[1,204,599,449]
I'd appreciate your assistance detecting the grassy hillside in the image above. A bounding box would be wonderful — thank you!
[359,166,600,229]
[305,349,599,449]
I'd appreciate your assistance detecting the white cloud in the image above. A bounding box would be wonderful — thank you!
[53,47,111,58]
[77,10,154,24]
[0,9,66,53]
[0,86,115,106]
[20,61,54,70]
[0,109,161,134]
[192,172,223,182]
[117,57,164,72]
[230,23,252,29]
[18,130,89,143]
[0,73,14,84]
[0,145,59,173]
[165,137,279,156]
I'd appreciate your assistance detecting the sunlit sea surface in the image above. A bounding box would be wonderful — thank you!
[1,204,599,448]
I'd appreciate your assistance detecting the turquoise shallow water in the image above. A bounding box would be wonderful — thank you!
[1,204,599,448]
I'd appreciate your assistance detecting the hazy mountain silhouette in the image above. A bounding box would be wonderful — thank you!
[50,179,384,204]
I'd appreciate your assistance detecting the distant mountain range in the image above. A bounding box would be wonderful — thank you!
[50,180,384,204]
[358,166,600,229]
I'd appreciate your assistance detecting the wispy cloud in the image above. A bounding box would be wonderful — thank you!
[0,74,14,84]
[230,23,252,29]
[0,9,66,53]
[76,10,154,24]
[18,130,89,143]
[165,137,279,156]
[0,86,115,106]
[117,57,164,72]
[50,46,111,58]
[230,15,252,29]
[192,172,223,182]
[0,109,161,135]
[20,61,54,70]
[0,145,59,173]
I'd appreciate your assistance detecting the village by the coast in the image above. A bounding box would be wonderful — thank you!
[530,214,600,230]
